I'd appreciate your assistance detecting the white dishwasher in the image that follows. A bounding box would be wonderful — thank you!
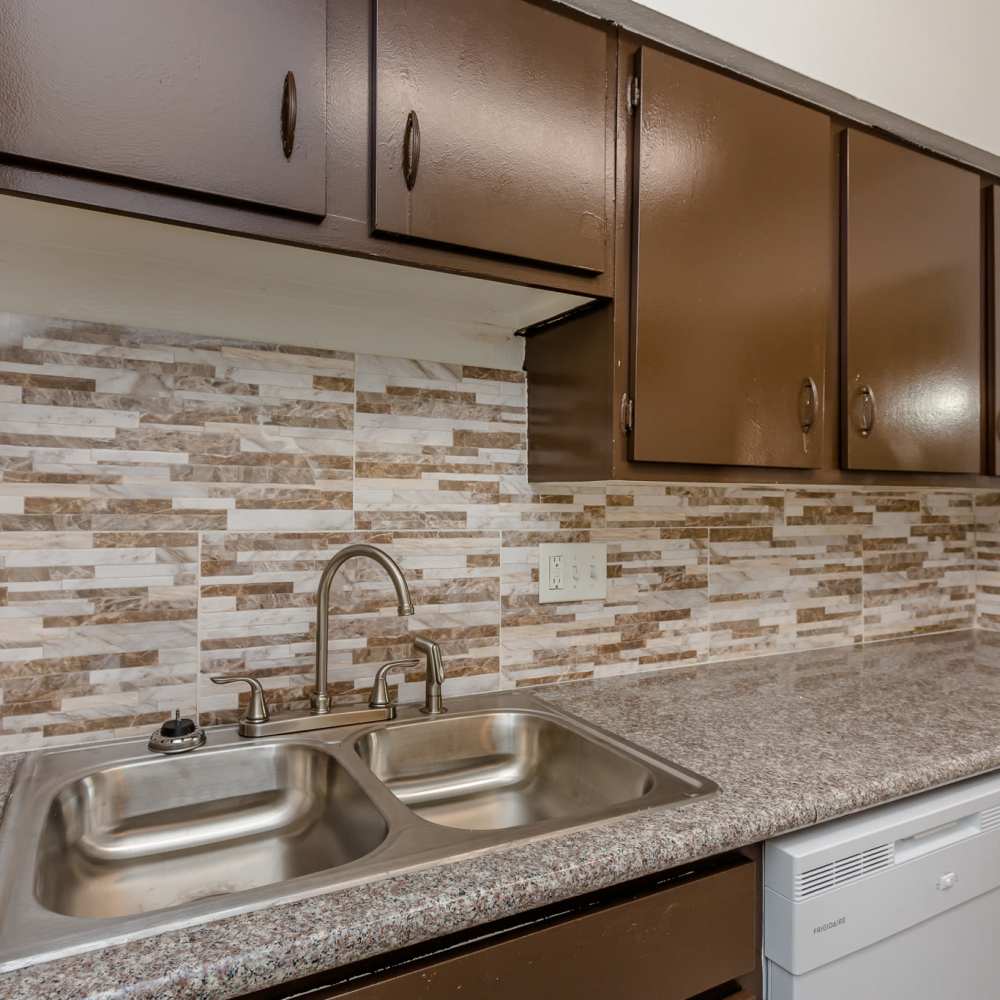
[764,770,1000,999]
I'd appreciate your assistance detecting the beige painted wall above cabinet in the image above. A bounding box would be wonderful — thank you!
[620,0,1000,161]
[630,46,833,468]
[0,0,328,214]
[842,129,983,475]
[372,0,613,272]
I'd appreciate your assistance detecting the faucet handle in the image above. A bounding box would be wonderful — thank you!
[368,658,421,712]
[210,676,269,724]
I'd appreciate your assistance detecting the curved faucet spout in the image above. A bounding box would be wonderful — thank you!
[312,543,414,714]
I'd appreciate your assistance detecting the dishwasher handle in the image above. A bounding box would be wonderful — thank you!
[894,812,981,864]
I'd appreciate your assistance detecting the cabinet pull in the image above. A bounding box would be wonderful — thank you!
[403,110,421,190]
[620,393,634,434]
[798,377,818,434]
[854,384,876,438]
[281,71,297,159]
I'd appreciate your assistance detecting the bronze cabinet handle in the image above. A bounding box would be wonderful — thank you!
[403,110,421,190]
[281,71,297,159]
[798,377,818,434]
[854,384,876,438]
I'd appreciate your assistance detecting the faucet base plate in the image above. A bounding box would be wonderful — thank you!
[238,705,395,739]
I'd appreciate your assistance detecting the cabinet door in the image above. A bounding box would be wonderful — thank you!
[0,0,326,215]
[334,861,757,1000]
[372,0,610,272]
[843,130,982,473]
[630,47,833,468]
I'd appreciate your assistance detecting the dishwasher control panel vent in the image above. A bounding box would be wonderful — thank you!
[794,842,895,900]
[981,805,1000,834]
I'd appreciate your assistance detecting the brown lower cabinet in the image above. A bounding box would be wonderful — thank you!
[242,854,760,1000]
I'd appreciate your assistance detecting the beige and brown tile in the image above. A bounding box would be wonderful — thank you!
[0,529,198,749]
[353,354,526,530]
[494,480,786,533]
[0,312,994,753]
[862,490,975,641]
[709,521,863,660]
[784,486,875,530]
[500,526,710,687]
[602,482,786,529]
[0,313,355,533]
[976,492,1000,630]
[199,530,501,722]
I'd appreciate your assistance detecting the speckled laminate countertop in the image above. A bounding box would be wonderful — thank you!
[5,630,1000,1000]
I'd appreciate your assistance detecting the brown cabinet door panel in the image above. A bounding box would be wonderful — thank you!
[0,0,327,215]
[843,129,982,473]
[630,46,833,468]
[335,861,757,1000]
[372,0,610,272]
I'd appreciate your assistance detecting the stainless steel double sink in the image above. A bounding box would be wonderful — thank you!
[0,691,717,970]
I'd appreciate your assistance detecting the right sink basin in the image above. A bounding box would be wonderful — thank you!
[354,708,715,831]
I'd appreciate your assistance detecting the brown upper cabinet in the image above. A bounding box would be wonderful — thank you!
[371,0,612,273]
[629,47,834,468]
[842,130,982,474]
[0,0,327,215]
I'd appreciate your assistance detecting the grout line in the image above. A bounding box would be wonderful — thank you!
[859,500,868,647]
[974,492,980,630]
[860,624,975,648]
[494,528,503,695]
[350,351,358,535]
[705,524,714,664]
[195,530,203,726]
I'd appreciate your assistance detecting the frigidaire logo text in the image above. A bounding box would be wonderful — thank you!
[813,917,846,935]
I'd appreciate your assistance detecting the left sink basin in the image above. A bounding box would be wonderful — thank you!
[0,733,404,970]
[35,743,388,919]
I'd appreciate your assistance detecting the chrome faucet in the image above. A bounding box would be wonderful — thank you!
[311,543,414,713]
[213,544,449,739]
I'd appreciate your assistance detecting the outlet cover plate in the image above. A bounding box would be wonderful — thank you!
[538,542,607,603]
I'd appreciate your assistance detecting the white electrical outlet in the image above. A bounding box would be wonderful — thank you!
[548,552,564,591]
[538,542,607,603]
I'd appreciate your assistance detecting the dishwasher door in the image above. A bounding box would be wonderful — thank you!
[764,770,1000,1000]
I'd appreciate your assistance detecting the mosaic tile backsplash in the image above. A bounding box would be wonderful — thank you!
[0,312,991,750]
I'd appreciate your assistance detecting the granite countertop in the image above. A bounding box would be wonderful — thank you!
[6,630,1000,999]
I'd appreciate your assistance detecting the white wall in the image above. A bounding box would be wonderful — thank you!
[618,0,1000,159]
